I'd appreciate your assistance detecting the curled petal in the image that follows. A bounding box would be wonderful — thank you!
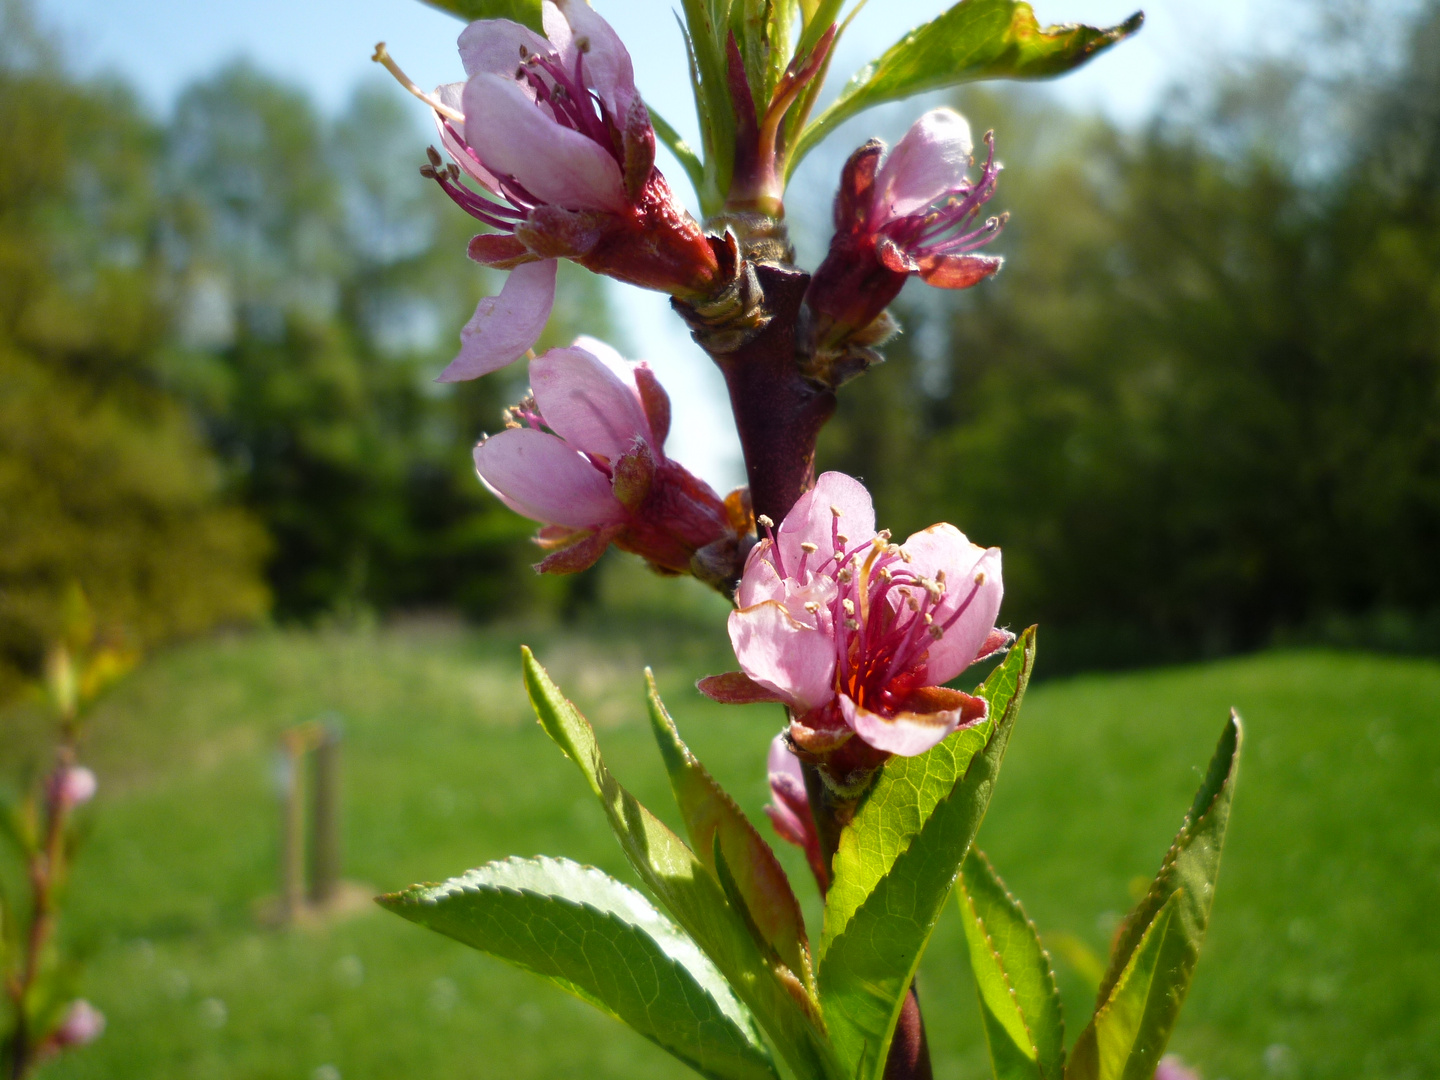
[872,107,974,224]
[916,253,1003,289]
[474,428,623,528]
[839,686,987,757]
[697,671,788,705]
[463,73,627,213]
[728,600,836,714]
[901,524,1004,685]
[435,82,505,192]
[530,344,651,460]
[438,259,556,382]
[457,19,553,83]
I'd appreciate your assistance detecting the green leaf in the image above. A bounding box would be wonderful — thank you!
[788,0,1142,174]
[817,628,1036,1080]
[678,0,736,214]
[381,856,779,1080]
[647,672,814,995]
[1065,713,1243,1080]
[957,849,1064,1080]
[648,106,707,195]
[521,648,845,1080]
[416,0,543,32]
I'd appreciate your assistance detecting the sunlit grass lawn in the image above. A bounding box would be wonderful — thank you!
[12,605,1439,1080]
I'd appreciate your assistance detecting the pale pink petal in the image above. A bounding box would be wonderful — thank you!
[463,73,627,212]
[767,731,806,791]
[839,689,982,756]
[735,542,788,607]
[438,260,557,382]
[775,471,875,573]
[728,600,836,714]
[435,83,505,192]
[544,0,638,118]
[458,19,553,81]
[901,524,1004,685]
[529,345,650,460]
[872,108,973,225]
[474,428,623,528]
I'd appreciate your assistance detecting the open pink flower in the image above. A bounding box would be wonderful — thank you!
[805,108,1005,354]
[764,733,828,891]
[380,2,719,381]
[473,338,745,579]
[701,472,1010,762]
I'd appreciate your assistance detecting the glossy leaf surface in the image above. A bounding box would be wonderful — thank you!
[1066,713,1243,1080]
[817,628,1036,1080]
[381,856,778,1080]
[958,849,1064,1080]
[789,0,1141,173]
[647,672,814,995]
[521,648,845,1080]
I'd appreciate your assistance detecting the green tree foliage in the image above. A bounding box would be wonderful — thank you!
[820,15,1440,669]
[160,63,614,619]
[0,10,268,702]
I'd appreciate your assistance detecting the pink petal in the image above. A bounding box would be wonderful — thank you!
[728,600,836,714]
[735,542,788,607]
[543,0,639,119]
[900,524,1004,686]
[767,731,806,789]
[529,344,650,460]
[438,260,557,382]
[463,73,627,213]
[473,428,623,528]
[873,108,973,224]
[775,471,875,573]
[839,686,987,756]
[458,19,553,82]
[435,83,507,193]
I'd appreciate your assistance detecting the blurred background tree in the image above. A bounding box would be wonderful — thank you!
[820,1,1440,672]
[0,0,613,703]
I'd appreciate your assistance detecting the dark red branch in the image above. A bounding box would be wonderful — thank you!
[710,264,835,525]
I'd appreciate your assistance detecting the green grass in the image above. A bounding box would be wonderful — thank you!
[6,618,1438,1080]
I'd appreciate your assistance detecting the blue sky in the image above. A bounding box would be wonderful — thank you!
[37,0,1305,487]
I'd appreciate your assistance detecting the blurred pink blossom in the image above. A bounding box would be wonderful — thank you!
[1155,1055,1202,1080]
[52,765,96,808]
[53,1000,105,1047]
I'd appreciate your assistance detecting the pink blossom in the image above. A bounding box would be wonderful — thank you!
[805,108,1005,355]
[763,733,828,891]
[379,2,718,381]
[52,765,96,808]
[1155,1056,1202,1080]
[473,339,743,579]
[701,472,1010,761]
[53,1000,105,1047]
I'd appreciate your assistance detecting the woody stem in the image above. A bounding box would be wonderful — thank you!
[707,264,835,525]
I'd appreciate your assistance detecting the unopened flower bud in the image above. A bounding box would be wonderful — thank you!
[54,1000,105,1047]
[54,766,97,808]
